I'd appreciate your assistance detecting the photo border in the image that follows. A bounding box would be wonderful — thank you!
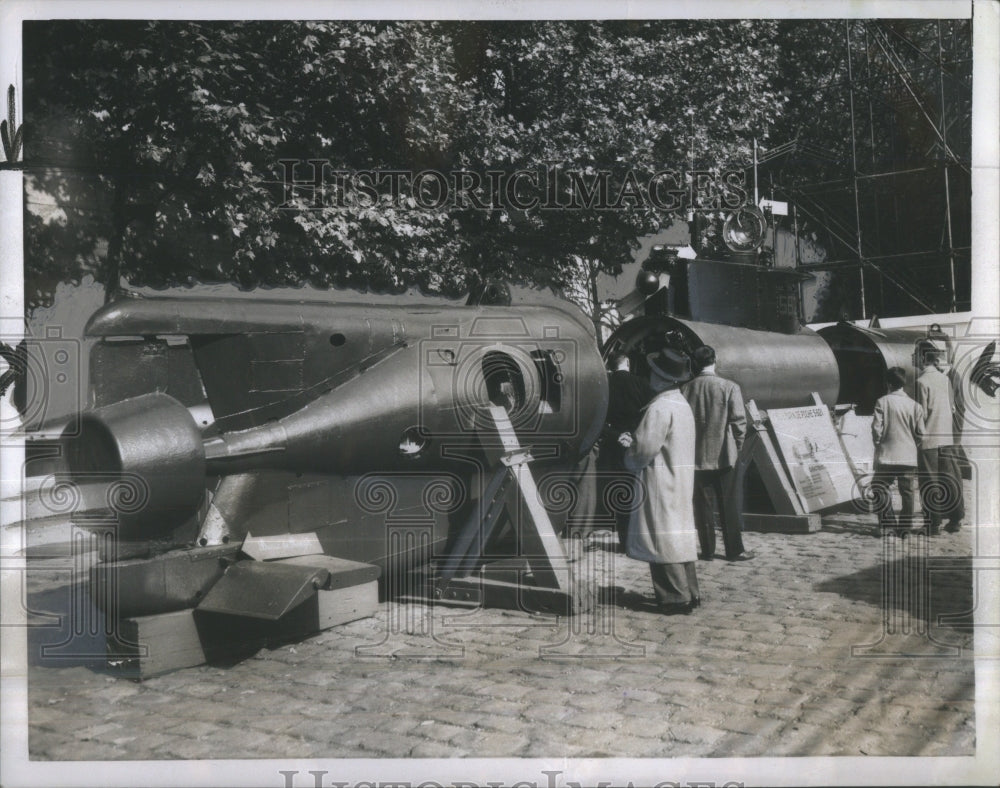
[1,1,996,786]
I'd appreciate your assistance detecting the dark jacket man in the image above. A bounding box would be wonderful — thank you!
[600,354,654,549]
[681,345,753,561]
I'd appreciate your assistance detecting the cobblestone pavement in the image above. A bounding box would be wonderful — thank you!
[21,503,978,761]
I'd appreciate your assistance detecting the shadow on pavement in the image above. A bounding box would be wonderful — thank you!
[24,583,111,672]
[598,585,662,614]
[814,555,974,630]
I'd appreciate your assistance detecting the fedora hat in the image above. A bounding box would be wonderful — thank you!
[646,348,692,385]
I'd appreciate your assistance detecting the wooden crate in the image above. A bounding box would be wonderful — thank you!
[112,559,380,677]
[277,581,379,637]
[115,609,207,679]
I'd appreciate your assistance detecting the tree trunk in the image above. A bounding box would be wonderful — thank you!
[588,263,603,351]
[103,182,127,303]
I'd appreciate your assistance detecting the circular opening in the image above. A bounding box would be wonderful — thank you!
[482,351,526,411]
[329,333,346,347]
[399,426,429,458]
[66,417,122,475]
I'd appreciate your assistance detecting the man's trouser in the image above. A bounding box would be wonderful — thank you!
[871,464,917,529]
[599,439,639,551]
[918,446,965,527]
[649,561,699,606]
[693,467,746,559]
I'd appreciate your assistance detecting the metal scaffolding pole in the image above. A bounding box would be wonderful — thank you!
[869,22,967,171]
[756,20,970,318]
[938,20,958,313]
[793,203,804,322]
[845,20,867,319]
[865,24,885,315]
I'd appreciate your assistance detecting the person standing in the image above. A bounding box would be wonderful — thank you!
[915,345,965,534]
[567,439,600,540]
[871,366,924,536]
[681,345,753,562]
[600,353,654,551]
[619,349,700,614]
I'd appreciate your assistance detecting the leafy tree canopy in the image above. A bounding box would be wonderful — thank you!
[24,18,791,323]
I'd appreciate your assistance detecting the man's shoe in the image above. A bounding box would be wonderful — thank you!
[944,520,963,533]
[659,601,694,616]
[727,551,755,562]
[698,554,715,561]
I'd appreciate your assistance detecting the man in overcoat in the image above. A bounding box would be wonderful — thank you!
[871,366,924,536]
[681,345,753,562]
[619,348,700,614]
[916,346,965,534]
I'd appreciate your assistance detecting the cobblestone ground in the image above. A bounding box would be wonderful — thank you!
[22,502,977,761]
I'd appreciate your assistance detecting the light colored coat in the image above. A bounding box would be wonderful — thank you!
[681,370,747,470]
[623,389,699,564]
[872,389,923,467]
[916,366,955,450]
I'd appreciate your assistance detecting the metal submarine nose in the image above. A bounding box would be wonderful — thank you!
[63,392,207,539]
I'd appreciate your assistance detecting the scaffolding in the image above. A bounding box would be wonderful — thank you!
[758,19,972,321]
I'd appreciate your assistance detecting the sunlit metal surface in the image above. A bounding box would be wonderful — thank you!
[606,315,840,409]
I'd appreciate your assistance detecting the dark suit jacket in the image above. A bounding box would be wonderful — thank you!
[606,370,654,433]
[601,370,654,470]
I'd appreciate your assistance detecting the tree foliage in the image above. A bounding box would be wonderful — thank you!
[24,19,791,319]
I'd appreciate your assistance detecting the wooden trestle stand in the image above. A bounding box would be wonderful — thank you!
[733,392,867,534]
[431,403,593,615]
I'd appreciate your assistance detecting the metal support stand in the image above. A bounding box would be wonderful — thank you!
[433,404,588,614]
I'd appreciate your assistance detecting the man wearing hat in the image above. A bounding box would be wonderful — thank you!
[618,348,700,614]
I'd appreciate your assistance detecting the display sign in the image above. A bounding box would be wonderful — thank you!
[768,405,859,511]
[758,198,788,216]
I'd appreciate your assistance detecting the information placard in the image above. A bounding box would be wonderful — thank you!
[768,405,859,512]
